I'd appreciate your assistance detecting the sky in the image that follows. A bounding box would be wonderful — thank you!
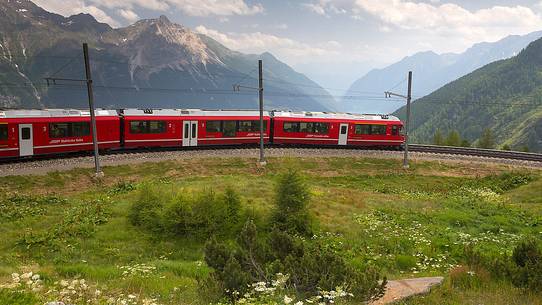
[33,0,542,91]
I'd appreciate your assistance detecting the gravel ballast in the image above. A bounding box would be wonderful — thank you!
[0,147,541,176]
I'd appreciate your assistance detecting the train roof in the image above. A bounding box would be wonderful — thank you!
[0,109,118,118]
[271,110,401,122]
[121,109,271,117]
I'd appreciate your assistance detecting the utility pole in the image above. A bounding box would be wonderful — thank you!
[232,61,266,166]
[44,43,103,177]
[404,71,412,168]
[385,71,412,169]
[258,60,266,165]
[83,43,103,177]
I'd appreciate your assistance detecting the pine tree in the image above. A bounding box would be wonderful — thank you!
[445,130,461,147]
[433,129,444,145]
[478,128,495,149]
[272,171,311,235]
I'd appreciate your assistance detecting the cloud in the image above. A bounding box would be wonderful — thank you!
[118,9,139,23]
[34,0,264,28]
[195,26,340,63]
[303,0,354,16]
[168,0,263,16]
[353,0,542,41]
[274,23,288,30]
[87,0,263,16]
[33,0,120,26]
[303,3,327,16]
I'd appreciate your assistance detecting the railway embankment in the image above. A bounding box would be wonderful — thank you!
[1,156,541,305]
[1,147,541,177]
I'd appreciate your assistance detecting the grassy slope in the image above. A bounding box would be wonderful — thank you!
[0,157,541,304]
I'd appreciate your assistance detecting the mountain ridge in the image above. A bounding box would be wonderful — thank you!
[342,30,542,114]
[0,0,336,111]
[393,37,542,152]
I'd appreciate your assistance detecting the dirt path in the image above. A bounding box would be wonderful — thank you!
[371,276,444,304]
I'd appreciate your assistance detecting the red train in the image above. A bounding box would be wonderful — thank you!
[0,108,404,159]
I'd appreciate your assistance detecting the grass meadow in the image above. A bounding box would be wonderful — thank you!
[0,156,541,304]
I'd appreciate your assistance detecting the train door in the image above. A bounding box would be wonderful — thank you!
[19,124,34,156]
[182,120,198,147]
[338,123,348,146]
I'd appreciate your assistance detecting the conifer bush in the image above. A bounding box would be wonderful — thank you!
[129,186,245,238]
[271,171,312,236]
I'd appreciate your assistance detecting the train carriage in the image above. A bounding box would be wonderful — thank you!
[1,107,404,160]
[191,110,271,146]
[121,109,185,148]
[121,109,271,148]
[0,109,120,158]
[272,111,404,148]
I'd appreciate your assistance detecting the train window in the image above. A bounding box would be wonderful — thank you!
[129,121,166,134]
[372,125,386,135]
[313,122,329,134]
[355,124,370,135]
[206,121,222,133]
[149,121,165,133]
[223,121,237,137]
[49,122,90,138]
[391,125,399,135]
[354,124,386,135]
[283,122,299,133]
[21,127,31,140]
[238,120,267,132]
[50,123,69,138]
[0,124,7,141]
[72,122,90,137]
[283,121,329,134]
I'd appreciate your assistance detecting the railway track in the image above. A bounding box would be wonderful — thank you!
[0,144,540,176]
[408,144,542,162]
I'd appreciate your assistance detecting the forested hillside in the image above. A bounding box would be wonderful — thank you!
[394,38,542,152]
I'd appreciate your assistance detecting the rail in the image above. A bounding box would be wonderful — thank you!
[409,144,542,162]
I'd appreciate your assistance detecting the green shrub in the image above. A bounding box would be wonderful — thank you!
[0,289,39,305]
[395,255,417,271]
[130,186,245,238]
[204,220,386,302]
[271,171,312,236]
[464,238,542,292]
[449,266,486,289]
[0,194,67,221]
[478,173,534,193]
[128,184,164,232]
[511,238,542,290]
[18,199,110,249]
[108,181,137,195]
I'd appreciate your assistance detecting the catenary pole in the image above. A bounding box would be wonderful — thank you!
[258,60,266,165]
[403,71,412,169]
[83,43,103,177]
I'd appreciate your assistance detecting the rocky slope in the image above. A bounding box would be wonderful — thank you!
[0,0,336,111]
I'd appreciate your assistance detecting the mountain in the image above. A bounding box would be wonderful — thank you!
[0,0,337,111]
[342,31,542,114]
[393,37,542,152]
